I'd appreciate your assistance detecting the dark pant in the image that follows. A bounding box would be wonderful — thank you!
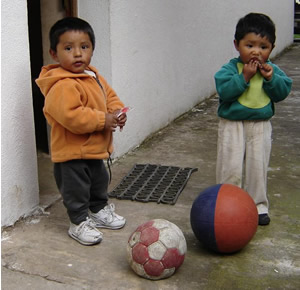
[54,159,109,225]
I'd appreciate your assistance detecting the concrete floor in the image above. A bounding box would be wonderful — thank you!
[2,44,300,290]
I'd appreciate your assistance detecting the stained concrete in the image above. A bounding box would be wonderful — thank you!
[2,44,300,290]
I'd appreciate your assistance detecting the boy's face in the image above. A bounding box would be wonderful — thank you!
[50,30,93,73]
[234,32,273,64]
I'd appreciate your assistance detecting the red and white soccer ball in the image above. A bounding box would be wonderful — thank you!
[127,219,187,280]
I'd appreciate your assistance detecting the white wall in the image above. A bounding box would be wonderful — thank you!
[79,0,295,158]
[78,0,112,83]
[1,0,39,226]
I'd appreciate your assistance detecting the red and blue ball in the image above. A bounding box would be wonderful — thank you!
[190,184,258,253]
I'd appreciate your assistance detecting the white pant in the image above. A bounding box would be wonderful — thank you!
[216,118,272,214]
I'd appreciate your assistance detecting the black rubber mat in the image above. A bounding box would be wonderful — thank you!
[108,164,197,204]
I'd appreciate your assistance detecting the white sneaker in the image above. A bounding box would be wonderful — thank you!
[68,218,103,245]
[89,204,126,229]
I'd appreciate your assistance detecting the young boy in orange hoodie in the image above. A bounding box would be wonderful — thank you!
[36,17,127,245]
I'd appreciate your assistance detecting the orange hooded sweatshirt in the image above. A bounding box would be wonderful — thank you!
[36,64,124,162]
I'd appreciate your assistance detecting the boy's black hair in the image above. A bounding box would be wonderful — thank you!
[49,17,95,51]
[234,13,276,47]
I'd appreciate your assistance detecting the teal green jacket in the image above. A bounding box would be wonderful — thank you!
[214,57,292,120]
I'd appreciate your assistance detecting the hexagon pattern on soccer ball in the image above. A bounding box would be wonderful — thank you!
[127,219,187,280]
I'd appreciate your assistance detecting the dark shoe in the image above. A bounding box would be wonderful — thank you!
[258,214,270,226]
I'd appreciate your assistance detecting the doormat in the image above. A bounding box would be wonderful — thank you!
[108,164,197,205]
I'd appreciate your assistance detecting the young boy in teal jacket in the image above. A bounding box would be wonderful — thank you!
[214,13,292,225]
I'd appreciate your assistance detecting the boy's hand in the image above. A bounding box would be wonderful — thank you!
[114,109,127,131]
[243,59,259,83]
[258,63,273,81]
[117,113,127,131]
[105,113,118,132]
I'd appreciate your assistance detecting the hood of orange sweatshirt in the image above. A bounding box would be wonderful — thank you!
[35,64,96,97]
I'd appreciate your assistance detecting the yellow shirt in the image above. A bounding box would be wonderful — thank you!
[237,62,270,109]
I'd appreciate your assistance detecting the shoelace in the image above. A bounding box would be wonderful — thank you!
[103,204,117,221]
[78,218,97,233]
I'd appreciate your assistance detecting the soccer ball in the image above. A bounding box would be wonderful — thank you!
[127,219,187,280]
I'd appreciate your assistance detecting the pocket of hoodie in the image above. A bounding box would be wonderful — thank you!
[65,131,90,145]
[81,131,110,154]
